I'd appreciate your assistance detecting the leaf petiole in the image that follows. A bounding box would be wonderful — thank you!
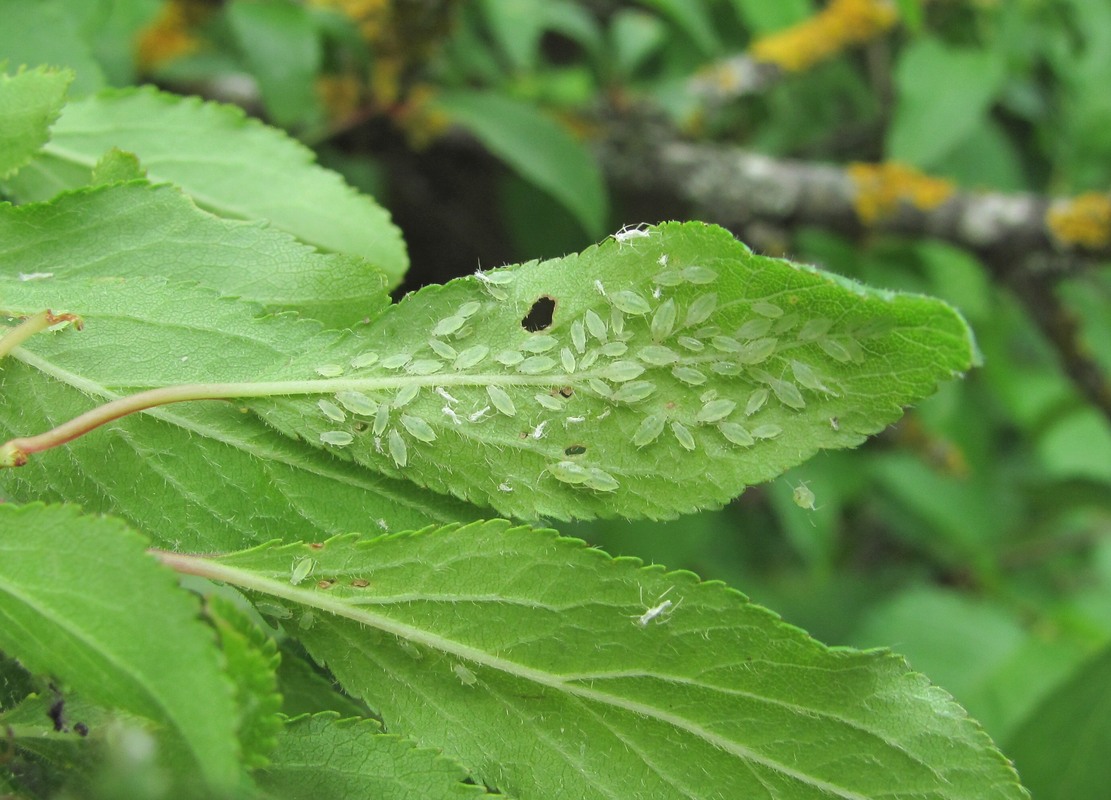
[0,309,82,362]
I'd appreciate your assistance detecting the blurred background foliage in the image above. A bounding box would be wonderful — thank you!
[4,0,1111,795]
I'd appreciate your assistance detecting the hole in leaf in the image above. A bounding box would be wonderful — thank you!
[557,386,574,398]
[565,444,587,456]
[522,295,556,332]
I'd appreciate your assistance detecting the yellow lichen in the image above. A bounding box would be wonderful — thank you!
[750,0,899,73]
[1046,192,1111,249]
[848,162,954,225]
[135,0,208,70]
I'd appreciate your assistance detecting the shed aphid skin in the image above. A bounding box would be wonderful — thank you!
[290,557,316,585]
[469,405,491,422]
[613,223,654,245]
[452,663,478,687]
[593,279,607,298]
[498,481,514,493]
[633,587,680,627]
[793,481,818,511]
[435,386,460,405]
[319,430,354,447]
[531,420,549,440]
[442,405,464,425]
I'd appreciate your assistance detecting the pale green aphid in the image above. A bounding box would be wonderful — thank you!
[612,381,656,404]
[671,421,696,451]
[453,663,478,687]
[770,378,806,410]
[793,481,818,510]
[683,293,718,328]
[718,421,754,446]
[696,399,737,424]
[394,383,420,407]
[819,337,853,363]
[495,350,524,366]
[736,317,774,339]
[570,319,587,353]
[602,361,645,382]
[336,391,378,416]
[599,341,628,357]
[457,301,482,318]
[711,336,743,353]
[560,348,576,373]
[400,414,437,443]
[350,351,379,369]
[681,265,718,284]
[587,378,613,398]
[521,335,558,353]
[610,290,652,315]
[486,385,515,416]
[535,393,564,411]
[672,365,708,386]
[373,403,390,436]
[677,335,704,351]
[585,467,620,492]
[791,359,831,393]
[632,414,666,447]
[773,313,799,334]
[454,344,489,369]
[299,611,316,630]
[317,399,346,423]
[738,338,778,365]
[380,353,412,370]
[653,269,684,286]
[745,387,770,416]
[549,460,591,485]
[319,430,354,447]
[428,339,458,360]
[399,639,423,660]
[406,359,444,376]
[610,307,626,336]
[476,269,515,285]
[752,301,784,318]
[752,423,783,440]
[584,309,608,342]
[711,361,741,376]
[637,345,680,366]
[290,557,316,585]
[388,429,408,467]
[255,602,293,620]
[518,356,557,375]
[579,349,600,370]
[315,363,344,378]
[651,298,677,342]
[798,317,834,340]
[432,315,467,337]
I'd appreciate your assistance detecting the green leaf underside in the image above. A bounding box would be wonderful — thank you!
[0,182,392,327]
[2,86,409,285]
[208,522,1025,800]
[0,279,478,551]
[0,503,240,789]
[253,222,976,520]
[0,66,71,179]
[258,713,485,799]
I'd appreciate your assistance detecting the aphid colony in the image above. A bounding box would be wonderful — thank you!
[309,244,861,495]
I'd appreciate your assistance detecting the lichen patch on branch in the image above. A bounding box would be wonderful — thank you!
[750,0,899,73]
[848,162,955,225]
[1046,192,1111,250]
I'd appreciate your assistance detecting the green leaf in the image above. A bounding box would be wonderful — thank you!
[1005,643,1111,800]
[226,0,323,131]
[274,644,370,718]
[0,0,106,97]
[2,86,408,286]
[888,38,1007,169]
[188,521,1027,800]
[431,89,608,238]
[727,0,812,35]
[0,66,72,180]
[0,277,479,550]
[204,596,283,770]
[252,222,978,520]
[0,503,241,790]
[635,0,721,55]
[258,713,486,798]
[0,182,391,326]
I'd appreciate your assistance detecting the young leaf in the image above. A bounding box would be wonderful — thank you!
[0,278,479,550]
[162,521,1026,800]
[0,66,71,179]
[0,182,391,326]
[0,503,241,791]
[204,596,283,770]
[257,713,487,799]
[251,222,978,520]
[2,85,409,285]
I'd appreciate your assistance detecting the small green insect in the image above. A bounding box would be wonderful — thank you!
[452,663,478,686]
[290,557,316,585]
[792,481,817,511]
